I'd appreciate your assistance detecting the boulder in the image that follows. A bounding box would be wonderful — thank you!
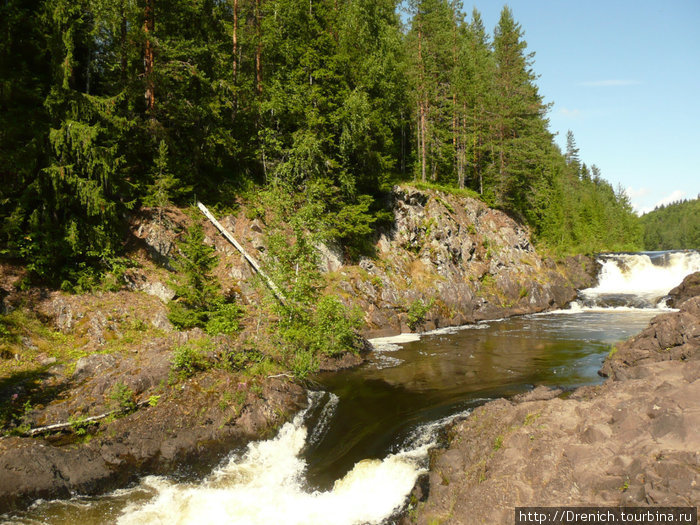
[667,271,700,308]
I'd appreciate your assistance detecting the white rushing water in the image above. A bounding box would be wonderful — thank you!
[116,392,463,525]
[578,251,700,309]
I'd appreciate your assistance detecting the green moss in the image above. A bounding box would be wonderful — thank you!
[493,434,503,451]
[410,182,485,203]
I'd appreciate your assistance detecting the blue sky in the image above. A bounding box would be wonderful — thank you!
[462,0,700,214]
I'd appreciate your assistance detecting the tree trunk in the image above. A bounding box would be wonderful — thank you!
[197,202,286,306]
[255,0,263,96]
[144,0,155,112]
[452,14,457,166]
[120,1,127,84]
[232,0,238,84]
[420,100,426,182]
[418,23,426,183]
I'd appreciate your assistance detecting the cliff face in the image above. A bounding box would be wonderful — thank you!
[321,186,596,336]
[114,186,596,338]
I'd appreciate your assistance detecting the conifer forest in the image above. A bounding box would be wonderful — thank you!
[1,0,645,284]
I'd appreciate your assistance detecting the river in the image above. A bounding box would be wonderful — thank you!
[6,251,699,524]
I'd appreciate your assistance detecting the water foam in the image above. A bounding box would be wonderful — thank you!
[117,392,434,525]
[579,251,700,309]
[368,325,489,369]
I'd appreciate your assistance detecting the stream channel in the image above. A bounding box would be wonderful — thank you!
[7,251,700,524]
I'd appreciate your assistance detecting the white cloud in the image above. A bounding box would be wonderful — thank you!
[635,189,687,215]
[654,190,686,208]
[625,187,650,200]
[557,107,582,118]
[579,79,641,87]
[626,187,651,215]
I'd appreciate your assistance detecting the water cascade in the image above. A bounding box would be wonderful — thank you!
[115,392,465,525]
[577,251,700,309]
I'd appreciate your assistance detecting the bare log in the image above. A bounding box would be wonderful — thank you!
[196,201,287,306]
[23,400,151,437]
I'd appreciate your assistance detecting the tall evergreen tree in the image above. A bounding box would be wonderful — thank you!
[491,6,551,213]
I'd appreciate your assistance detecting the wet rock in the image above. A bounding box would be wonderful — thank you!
[667,271,700,308]
[412,294,700,525]
[600,296,700,380]
[512,385,563,403]
[0,371,306,514]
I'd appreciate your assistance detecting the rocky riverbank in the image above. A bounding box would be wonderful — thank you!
[409,273,700,525]
[0,347,305,513]
[0,185,592,513]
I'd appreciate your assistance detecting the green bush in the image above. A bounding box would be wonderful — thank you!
[171,342,210,378]
[168,223,220,329]
[0,316,11,340]
[407,299,433,331]
[108,382,137,412]
[312,296,362,357]
[205,302,244,336]
[290,349,318,380]
[168,223,244,334]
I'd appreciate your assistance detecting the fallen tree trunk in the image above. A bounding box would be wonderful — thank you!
[23,400,151,437]
[197,201,287,306]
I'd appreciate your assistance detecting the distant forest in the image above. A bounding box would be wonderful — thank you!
[1,0,642,284]
[641,198,699,251]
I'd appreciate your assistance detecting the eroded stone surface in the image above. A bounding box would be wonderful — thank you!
[410,297,700,525]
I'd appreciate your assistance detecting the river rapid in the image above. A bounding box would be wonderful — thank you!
[6,251,699,524]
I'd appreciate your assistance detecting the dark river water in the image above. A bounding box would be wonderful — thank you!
[304,309,659,492]
[6,308,661,525]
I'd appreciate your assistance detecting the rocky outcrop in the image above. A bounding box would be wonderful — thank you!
[410,297,700,525]
[667,271,700,308]
[124,186,595,338]
[0,285,306,513]
[324,187,596,336]
[599,296,700,380]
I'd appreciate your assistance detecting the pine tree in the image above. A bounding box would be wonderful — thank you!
[407,0,459,183]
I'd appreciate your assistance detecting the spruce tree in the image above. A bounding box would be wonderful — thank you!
[492,6,551,213]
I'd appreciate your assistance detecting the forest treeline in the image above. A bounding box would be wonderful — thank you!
[641,198,699,251]
[1,0,642,283]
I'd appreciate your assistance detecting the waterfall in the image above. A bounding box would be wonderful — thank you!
[577,251,700,309]
[116,391,466,525]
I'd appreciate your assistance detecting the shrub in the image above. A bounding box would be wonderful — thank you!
[171,342,210,378]
[109,382,136,412]
[407,299,433,331]
[205,302,244,336]
[168,224,245,335]
[168,224,220,330]
[312,296,362,357]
